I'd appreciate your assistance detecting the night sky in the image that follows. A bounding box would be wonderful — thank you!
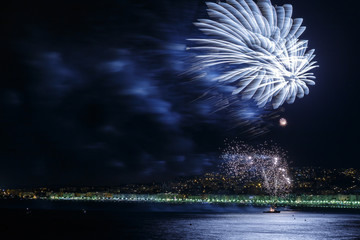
[1,0,359,187]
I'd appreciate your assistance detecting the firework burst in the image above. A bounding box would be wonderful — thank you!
[221,140,292,196]
[188,0,318,109]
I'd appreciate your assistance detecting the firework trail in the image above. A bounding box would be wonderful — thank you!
[188,0,318,109]
[221,140,292,196]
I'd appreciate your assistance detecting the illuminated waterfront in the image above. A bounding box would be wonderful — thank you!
[43,194,360,209]
[3,166,360,210]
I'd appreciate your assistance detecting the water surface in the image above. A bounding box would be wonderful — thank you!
[1,200,360,239]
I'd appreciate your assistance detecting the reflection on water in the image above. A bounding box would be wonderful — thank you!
[135,212,360,240]
[1,201,360,239]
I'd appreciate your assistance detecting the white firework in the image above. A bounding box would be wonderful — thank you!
[221,141,292,196]
[188,0,318,109]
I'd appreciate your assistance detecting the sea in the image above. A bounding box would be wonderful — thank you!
[1,200,360,239]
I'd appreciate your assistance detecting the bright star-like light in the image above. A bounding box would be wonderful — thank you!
[279,118,287,127]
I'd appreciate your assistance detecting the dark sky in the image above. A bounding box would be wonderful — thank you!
[1,0,359,187]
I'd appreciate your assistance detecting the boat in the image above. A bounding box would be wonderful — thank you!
[263,206,280,213]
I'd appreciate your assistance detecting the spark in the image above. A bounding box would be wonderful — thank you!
[221,140,292,196]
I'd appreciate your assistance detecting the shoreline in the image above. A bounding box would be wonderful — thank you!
[2,198,360,212]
